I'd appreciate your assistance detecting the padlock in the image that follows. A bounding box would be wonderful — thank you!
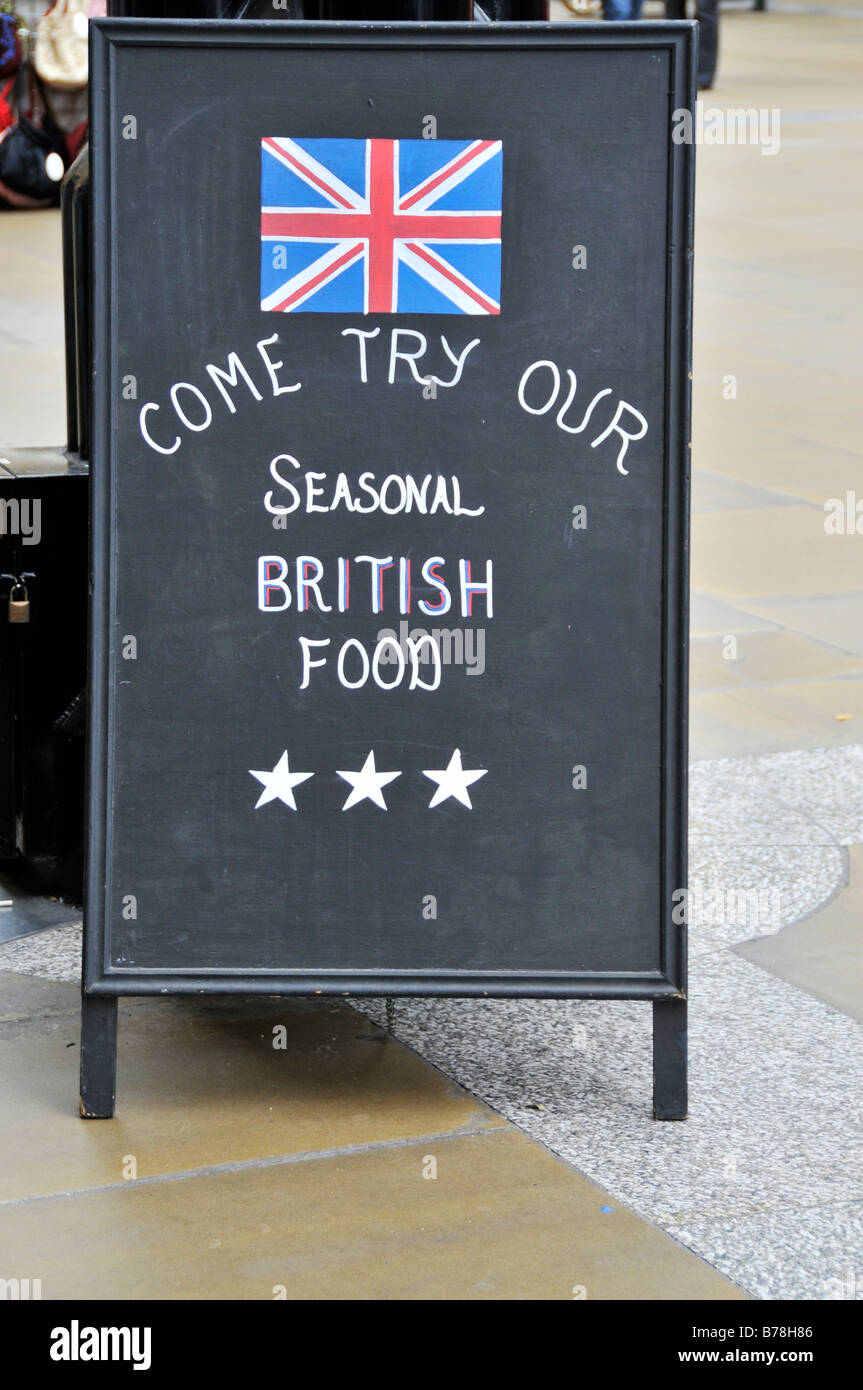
[8,581,30,624]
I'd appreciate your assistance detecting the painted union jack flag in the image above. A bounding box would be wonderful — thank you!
[260,137,502,315]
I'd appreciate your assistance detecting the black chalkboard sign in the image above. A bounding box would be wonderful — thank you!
[83,19,695,1118]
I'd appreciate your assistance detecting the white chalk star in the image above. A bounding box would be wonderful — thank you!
[249,750,314,811]
[423,748,487,809]
[337,750,401,811]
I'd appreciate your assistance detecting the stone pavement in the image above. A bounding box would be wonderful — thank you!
[682,0,863,762]
[0,973,740,1300]
[2,5,862,1299]
[0,210,65,451]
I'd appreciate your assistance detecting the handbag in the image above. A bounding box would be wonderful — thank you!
[0,110,66,208]
[34,0,89,92]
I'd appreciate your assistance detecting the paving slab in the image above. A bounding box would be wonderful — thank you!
[690,592,779,640]
[0,208,66,262]
[691,469,799,515]
[692,507,863,601]
[737,843,863,1022]
[668,1202,863,1303]
[0,211,65,447]
[0,975,505,1203]
[0,970,81,1024]
[741,595,863,657]
[691,679,863,758]
[691,629,863,692]
[0,1127,741,1302]
[0,971,742,1301]
[694,309,861,372]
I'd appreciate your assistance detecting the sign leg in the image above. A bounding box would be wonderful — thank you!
[653,998,687,1120]
[79,995,118,1119]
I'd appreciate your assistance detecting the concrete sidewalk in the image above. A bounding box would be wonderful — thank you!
[686,3,863,761]
[0,973,739,1300]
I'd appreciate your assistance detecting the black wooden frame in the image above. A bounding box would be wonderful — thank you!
[84,21,693,1108]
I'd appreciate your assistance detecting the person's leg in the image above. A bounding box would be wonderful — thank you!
[603,0,634,18]
[696,0,719,89]
[665,0,687,16]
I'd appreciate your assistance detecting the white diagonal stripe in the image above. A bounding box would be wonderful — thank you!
[263,137,366,211]
[400,139,502,213]
[397,242,499,315]
[261,241,365,312]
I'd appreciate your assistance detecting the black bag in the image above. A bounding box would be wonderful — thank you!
[0,110,66,208]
